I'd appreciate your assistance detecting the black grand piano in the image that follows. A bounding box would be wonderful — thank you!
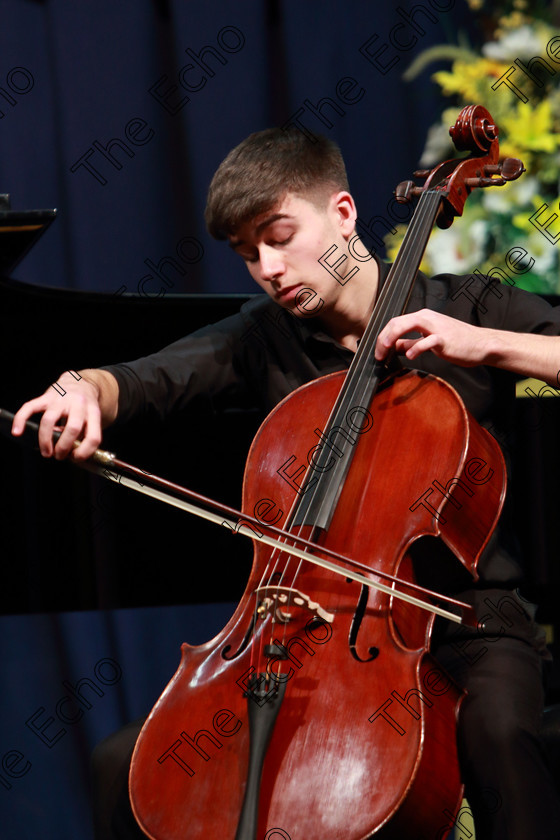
[0,200,259,616]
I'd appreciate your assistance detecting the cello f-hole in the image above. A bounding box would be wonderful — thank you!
[348,584,380,663]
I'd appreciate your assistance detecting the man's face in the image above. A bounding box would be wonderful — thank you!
[227,192,356,316]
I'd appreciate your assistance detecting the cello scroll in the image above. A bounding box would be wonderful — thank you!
[395,104,525,228]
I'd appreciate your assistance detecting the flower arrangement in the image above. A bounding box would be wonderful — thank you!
[386,0,560,293]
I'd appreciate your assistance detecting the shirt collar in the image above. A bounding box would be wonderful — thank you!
[298,253,389,348]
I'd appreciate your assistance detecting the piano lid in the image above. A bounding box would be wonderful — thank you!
[0,193,56,274]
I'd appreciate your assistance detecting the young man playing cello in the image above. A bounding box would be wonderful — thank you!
[12,128,560,839]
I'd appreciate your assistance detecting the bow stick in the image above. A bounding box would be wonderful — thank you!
[0,408,478,626]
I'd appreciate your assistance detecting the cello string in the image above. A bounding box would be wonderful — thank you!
[350,189,442,391]
[256,191,448,649]
[283,190,442,535]
[337,193,443,435]
[284,190,443,593]
[268,176,477,675]
[351,189,439,368]
[276,191,447,655]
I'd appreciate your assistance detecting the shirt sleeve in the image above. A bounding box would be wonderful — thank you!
[483,281,560,336]
[435,271,560,336]
[99,300,269,425]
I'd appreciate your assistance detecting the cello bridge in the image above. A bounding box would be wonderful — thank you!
[254,586,334,625]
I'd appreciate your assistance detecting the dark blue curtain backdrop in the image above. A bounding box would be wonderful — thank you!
[0,0,473,294]
[0,603,237,840]
[0,1,478,838]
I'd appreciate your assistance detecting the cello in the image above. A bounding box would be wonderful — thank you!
[124,105,524,839]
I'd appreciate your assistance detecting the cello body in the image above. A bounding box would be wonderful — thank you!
[129,369,506,839]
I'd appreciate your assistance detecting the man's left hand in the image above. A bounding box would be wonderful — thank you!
[375,309,491,367]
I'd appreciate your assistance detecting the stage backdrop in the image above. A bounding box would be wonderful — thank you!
[0,0,473,295]
[2,2,555,840]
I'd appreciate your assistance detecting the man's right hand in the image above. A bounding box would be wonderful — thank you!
[11,368,119,461]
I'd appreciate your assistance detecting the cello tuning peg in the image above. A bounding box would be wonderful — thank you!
[466,156,527,190]
[482,164,501,176]
[395,180,423,203]
[464,176,499,188]
[483,159,525,181]
[499,158,526,181]
[413,169,431,179]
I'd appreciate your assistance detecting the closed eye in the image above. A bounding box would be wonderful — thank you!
[238,234,294,264]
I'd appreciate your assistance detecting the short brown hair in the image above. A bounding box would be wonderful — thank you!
[205,128,349,240]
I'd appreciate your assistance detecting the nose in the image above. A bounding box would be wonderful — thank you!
[258,245,285,282]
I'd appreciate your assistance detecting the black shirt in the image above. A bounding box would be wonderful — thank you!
[102,261,560,588]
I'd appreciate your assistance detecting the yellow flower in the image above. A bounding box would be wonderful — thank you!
[384,225,407,263]
[500,101,560,155]
[511,193,550,234]
[497,11,528,32]
[403,9,560,294]
[384,223,433,274]
[433,58,509,101]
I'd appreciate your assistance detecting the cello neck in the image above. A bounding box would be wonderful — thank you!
[290,188,442,533]
[353,187,442,375]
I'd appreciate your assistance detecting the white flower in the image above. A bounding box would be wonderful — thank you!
[426,219,488,274]
[483,25,545,61]
[419,122,454,168]
[525,229,558,274]
[482,175,539,213]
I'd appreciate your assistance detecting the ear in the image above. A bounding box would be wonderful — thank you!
[330,191,357,239]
